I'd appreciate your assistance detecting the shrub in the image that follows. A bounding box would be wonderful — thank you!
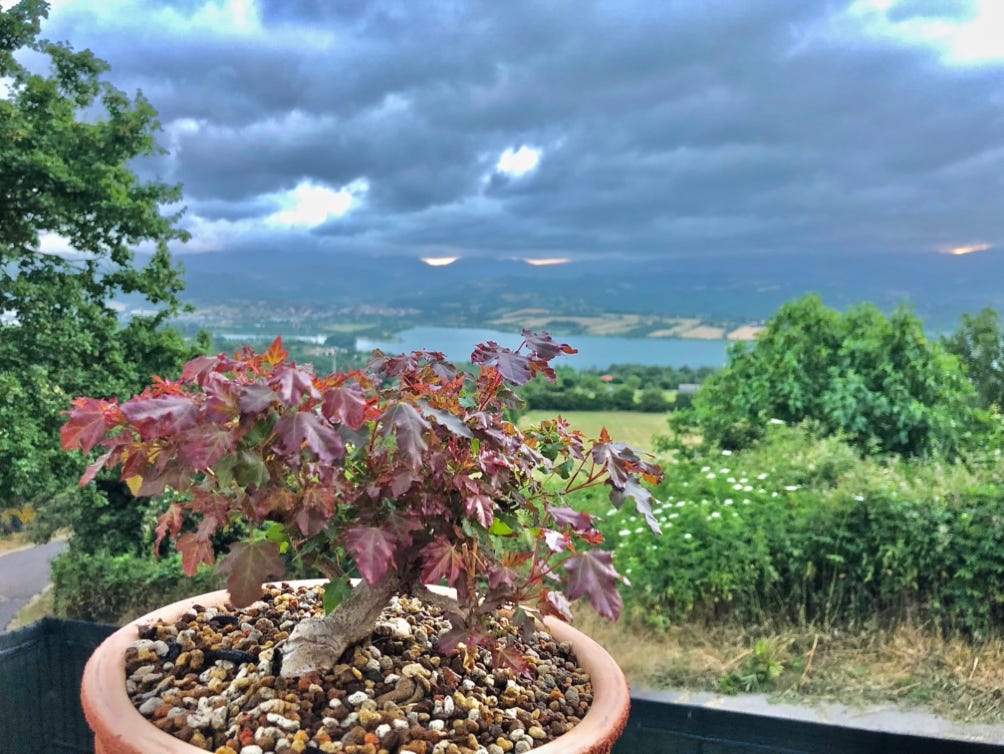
[51,549,222,624]
[602,425,1004,635]
[690,295,984,457]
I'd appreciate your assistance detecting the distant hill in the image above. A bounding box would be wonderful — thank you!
[173,248,1004,331]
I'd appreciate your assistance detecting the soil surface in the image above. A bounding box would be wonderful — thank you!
[125,583,593,753]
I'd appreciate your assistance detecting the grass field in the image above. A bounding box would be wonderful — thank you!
[518,410,668,453]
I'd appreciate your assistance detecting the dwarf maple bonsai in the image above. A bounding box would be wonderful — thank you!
[62,332,662,676]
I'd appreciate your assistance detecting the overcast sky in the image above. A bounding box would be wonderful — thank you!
[30,0,1004,264]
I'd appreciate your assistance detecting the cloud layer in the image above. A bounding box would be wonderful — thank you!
[36,0,1004,262]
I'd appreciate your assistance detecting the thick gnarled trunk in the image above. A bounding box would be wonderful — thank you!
[280,572,404,677]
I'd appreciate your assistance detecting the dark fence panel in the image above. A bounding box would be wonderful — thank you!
[614,697,1004,754]
[2,619,1001,754]
[0,618,116,754]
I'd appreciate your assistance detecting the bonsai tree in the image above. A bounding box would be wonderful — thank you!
[62,331,663,676]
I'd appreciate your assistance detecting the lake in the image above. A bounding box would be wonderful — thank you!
[356,326,729,369]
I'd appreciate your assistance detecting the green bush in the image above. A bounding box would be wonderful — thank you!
[602,425,1004,635]
[51,550,222,624]
[689,295,986,457]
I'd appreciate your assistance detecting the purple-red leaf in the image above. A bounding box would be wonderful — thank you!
[546,505,598,536]
[344,526,397,586]
[274,411,344,462]
[543,529,568,553]
[421,537,464,586]
[464,494,494,529]
[610,480,662,535]
[521,330,578,360]
[61,399,114,454]
[563,550,623,620]
[180,355,222,386]
[120,397,198,440]
[379,402,430,466]
[420,404,473,439]
[237,382,278,414]
[321,384,368,429]
[176,533,215,577]
[218,540,286,607]
[543,590,574,622]
[178,426,235,470]
[79,451,112,487]
[270,364,318,407]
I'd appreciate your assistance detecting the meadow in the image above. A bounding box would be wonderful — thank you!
[517,410,670,453]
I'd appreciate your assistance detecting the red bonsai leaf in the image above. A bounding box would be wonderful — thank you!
[120,396,199,440]
[543,529,569,553]
[492,642,531,676]
[563,550,623,620]
[471,342,533,385]
[269,364,318,407]
[274,411,345,463]
[464,493,494,529]
[520,329,578,360]
[78,451,112,487]
[546,505,599,537]
[611,479,662,535]
[543,590,574,622]
[419,403,474,439]
[180,354,223,386]
[263,336,288,366]
[177,426,235,470]
[153,503,184,553]
[218,540,286,607]
[378,402,430,465]
[321,384,369,429]
[344,526,398,586]
[237,382,278,414]
[61,398,116,454]
[421,537,464,587]
[176,532,215,577]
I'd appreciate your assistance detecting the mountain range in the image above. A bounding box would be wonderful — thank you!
[173,248,1004,331]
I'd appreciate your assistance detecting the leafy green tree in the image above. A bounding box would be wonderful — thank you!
[0,1,199,545]
[943,306,1004,411]
[690,295,981,457]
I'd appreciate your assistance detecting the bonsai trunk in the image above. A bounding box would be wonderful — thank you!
[279,572,460,677]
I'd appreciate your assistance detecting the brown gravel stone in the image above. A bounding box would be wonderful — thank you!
[124,584,592,752]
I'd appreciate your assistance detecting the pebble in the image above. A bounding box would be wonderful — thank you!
[123,584,592,752]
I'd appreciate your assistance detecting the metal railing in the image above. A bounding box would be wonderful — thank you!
[2,618,1001,754]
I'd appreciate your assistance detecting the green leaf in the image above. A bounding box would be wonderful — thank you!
[488,518,514,536]
[323,578,352,614]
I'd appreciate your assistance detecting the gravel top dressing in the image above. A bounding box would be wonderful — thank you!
[124,583,593,754]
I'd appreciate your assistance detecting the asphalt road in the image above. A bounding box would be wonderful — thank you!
[0,539,68,631]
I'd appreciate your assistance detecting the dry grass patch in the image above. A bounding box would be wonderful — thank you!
[6,585,55,631]
[0,532,31,556]
[573,612,1004,724]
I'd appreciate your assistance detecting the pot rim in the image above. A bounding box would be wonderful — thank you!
[81,579,629,754]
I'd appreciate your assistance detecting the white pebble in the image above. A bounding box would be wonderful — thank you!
[347,690,369,706]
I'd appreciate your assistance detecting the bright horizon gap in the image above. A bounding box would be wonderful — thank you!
[942,243,992,256]
[523,258,571,266]
[420,256,460,266]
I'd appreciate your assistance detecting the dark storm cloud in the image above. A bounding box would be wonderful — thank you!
[38,0,1004,260]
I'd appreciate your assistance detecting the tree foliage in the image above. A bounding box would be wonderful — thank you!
[943,306,1004,411]
[0,1,197,537]
[689,294,981,457]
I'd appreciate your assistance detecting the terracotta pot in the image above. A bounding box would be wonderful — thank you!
[82,580,630,754]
